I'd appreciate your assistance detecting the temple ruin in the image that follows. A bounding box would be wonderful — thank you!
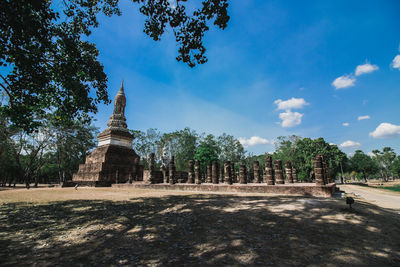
[73,82,336,196]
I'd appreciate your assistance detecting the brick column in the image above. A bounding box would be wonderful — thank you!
[169,156,176,184]
[149,153,155,184]
[188,160,195,184]
[285,161,293,184]
[212,161,219,184]
[253,161,261,183]
[206,163,212,183]
[219,162,224,183]
[313,155,325,186]
[224,161,232,185]
[264,155,275,185]
[239,164,247,184]
[292,167,298,183]
[274,160,284,184]
[194,160,201,184]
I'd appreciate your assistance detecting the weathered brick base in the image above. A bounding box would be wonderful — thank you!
[112,182,336,197]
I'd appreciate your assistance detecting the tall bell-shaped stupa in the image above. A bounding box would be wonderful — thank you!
[72,81,142,186]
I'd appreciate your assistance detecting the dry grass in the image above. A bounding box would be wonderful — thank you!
[0,187,399,266]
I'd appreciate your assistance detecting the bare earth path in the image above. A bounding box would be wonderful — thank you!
[0,187,399,266]
[338,184,400,211]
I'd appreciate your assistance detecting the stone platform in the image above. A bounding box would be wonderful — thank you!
[112,182,337,197]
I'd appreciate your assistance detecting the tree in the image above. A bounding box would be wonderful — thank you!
[217,133,245,163]
[392,156,400,178]
[0,0,230,131]
[372,147,396,181]
[349,150,378,182]
[49,118,98,183]
[158,128,198,170]
[131,128,161,166]
[273,136,347,182]
[194,134,219,173]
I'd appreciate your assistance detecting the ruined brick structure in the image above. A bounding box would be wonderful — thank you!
[274,160,284,184]
[285,161,293,184]
[292,168,298,183]
[72,82,142,186]
[212,161,219,184]
[253,161,261,183]
[187,160,195,184]
[313,155,325,186]
[195,160,201,184]
[239,164,247,184]
[169,156,176,184]
[224,161,232,184]
[264,155,275,185]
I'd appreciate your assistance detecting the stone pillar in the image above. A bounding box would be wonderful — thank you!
[149,153,155,184]
[253,161,261,183]
[239,164,247,184]
[128,173,133,184]
[231,162,237,183]
[194,160,201,184]
[219,163,224,183]
[264,155,274,185]
[321,158,331,184]
[212,161,218,184]
[313,155,325,186]
[285,161,293,184]
[274,160,284,184]
[224,161,232,185]
[169,156,176,184]
[206,163,212,183]
[292,168,298,183]
[188,160,195,184]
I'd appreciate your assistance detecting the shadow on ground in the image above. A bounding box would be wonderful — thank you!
[0,195,399,266]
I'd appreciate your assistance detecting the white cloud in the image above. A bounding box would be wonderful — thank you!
[274,97,309,110]
[391,55,400,70]
[369,122,400,139]
[355,63,379,76]
[358,115,370,120]
[238,136,274,147]
[367,152,375,157]
[279,110,303,128]
[329,142,336,146]
[340,140,361,148]
[342,122,350,127]
[332,75,356,89]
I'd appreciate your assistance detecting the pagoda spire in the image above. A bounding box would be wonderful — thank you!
[107,81,128,130]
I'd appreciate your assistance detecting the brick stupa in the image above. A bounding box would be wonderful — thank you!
[72,82,141,186]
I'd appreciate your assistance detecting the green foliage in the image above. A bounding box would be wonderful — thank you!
[372,147,396,181]
[0,113,98,186]
[0,0,116,132]
[381,184,400,192]
[194,134,219,173]
[391,156,400,178]
[273,135,347,182]
[217,133,245,163]
[349,150,379,181]
[0,0,230,131]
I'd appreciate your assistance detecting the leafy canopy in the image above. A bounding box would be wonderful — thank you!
[0,0,230,132]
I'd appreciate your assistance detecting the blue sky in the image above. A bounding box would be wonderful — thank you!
[89,0,400,155]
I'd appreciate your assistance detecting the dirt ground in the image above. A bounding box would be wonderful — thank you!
[1,187,399,266]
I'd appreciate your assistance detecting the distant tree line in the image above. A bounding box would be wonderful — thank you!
[1,118,399,187]
[0,114,98,187]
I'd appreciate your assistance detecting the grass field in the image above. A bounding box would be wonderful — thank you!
[381,184,400,192]
[0,187,399,266]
